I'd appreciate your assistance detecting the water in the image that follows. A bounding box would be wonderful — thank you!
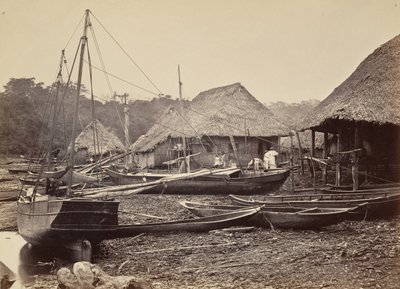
[0,232,74,287]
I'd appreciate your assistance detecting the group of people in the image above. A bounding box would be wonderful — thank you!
[213,147,279,170]
[246,146,279,170]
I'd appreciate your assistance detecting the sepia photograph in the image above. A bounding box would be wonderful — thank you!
[0,0,400,288]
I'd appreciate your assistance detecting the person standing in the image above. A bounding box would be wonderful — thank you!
[264,146,279,169]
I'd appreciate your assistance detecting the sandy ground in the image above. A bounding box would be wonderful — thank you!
[0,158,399,288]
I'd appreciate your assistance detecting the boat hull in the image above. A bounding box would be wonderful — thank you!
[114,207,260,237]
[180,201,351,229]
[106,169,290,195]
[17,197,119,246]
[229,193,400,219]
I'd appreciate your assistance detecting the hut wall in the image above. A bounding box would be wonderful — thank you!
[137,135,280,169]
[190,136,279,168]
[136,152,155,169]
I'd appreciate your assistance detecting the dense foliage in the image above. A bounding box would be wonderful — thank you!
[0,77,181,155]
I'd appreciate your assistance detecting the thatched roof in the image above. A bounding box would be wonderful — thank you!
[132,83,289,152]
[299,34,400,131]
[75,120,125,155]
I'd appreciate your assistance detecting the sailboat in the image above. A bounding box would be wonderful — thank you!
[17,10,120,258]
[16,11,263,260]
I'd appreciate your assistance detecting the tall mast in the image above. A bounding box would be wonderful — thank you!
[122,93,131,170]
[46,50,64,170]
[178,65,187,173]
[67,9,90,195]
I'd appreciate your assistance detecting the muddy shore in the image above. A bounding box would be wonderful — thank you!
[0,161,399,288]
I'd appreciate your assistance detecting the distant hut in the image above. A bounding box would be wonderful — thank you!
[75,120,125,163]
[132,83,289,169]
[299,34,400,187]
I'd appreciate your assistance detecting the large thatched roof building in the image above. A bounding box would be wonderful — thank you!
[300,34,400,131]
[75,120,125,156]
[299,34,400,185]
[132,83,289,168]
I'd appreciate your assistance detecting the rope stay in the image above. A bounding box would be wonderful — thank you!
[89,10,162,95]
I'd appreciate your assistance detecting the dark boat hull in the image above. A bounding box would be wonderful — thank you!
[114,207,260,237]
[180,201,352,229]
[17,197,119,246]
[107,169,290,195]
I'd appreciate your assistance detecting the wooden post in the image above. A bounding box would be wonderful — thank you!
[309,130,315,177]
[290,133,295,193]
[352,123,360,191]
[229,136,243,170]
[178,65,187,173]
[335,131,341,187]
[295,131,304,175]
[322,132,328,185]
[277,136,281,166]
[311,129,315,157]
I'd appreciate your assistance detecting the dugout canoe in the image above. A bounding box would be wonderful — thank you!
[179,200,354,229]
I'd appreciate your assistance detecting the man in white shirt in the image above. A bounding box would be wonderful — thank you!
[264,146,279,169]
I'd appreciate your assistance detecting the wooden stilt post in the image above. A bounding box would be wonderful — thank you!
[322,132,328,185]
[352,123,360,191]
[309,129,315,178]
[295,131,304,175]
[335,131,341,187]
[290,132,295,193]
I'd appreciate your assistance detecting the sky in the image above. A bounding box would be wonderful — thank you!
[0,0,400,104]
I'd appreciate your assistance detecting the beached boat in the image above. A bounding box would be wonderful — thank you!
[18,195,120,246]
[16,11,124,258]
[106,168,290,194]
[179,200,354,229]
[229,193,400,219]
[114,206,260,237]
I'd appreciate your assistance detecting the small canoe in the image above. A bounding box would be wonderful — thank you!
[114,206,260,237]
[229,193,400,219]
[180,200,353,230]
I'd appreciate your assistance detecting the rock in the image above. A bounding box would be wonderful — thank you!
[57,267,79,289]
[73,262,95,289]
[57,262,153,289]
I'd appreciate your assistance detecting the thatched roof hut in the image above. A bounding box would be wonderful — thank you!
[75,120,125,155]
[299,34,400,132]
[132,83,289,152]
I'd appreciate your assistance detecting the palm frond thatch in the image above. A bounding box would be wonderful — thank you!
[132,83,290,152]
[299,34,400,130]
[75,120,125,155]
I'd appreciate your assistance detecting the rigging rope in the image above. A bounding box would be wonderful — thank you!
[88,24,125,137]
[89,11,162,95]
[64,13,85,50]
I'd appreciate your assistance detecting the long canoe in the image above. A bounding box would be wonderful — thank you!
[114,206,260,237]
[229,193,400,219]
[179,200,354,230]
[106,168,290,195]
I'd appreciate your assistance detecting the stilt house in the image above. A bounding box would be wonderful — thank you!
[299,34,400,188]
[132,83,289,169]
